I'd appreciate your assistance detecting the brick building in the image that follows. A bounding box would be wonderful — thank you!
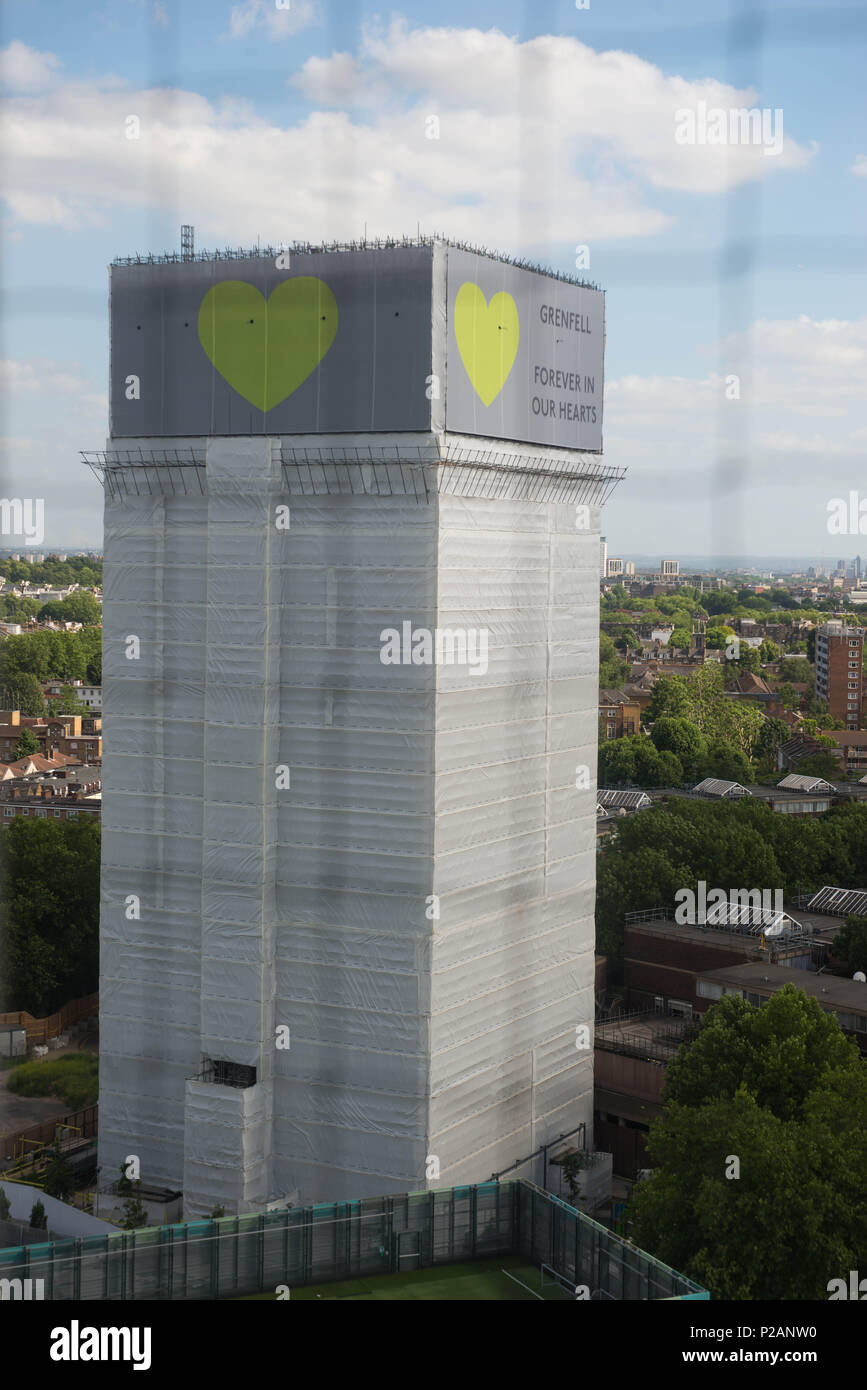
[0,709,102,764]
[815,621,865,729]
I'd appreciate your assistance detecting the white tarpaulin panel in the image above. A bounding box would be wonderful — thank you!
[98,432,605,1215]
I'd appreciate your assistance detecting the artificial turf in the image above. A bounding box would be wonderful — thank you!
[241,1255,575,1301]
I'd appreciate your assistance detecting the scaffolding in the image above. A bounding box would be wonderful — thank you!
[83,443,625,506]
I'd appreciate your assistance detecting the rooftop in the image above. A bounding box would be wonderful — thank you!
[698,962,867,1015]
[111,233,601,290]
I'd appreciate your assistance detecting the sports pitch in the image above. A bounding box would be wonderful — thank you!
[242,1256,579,1301]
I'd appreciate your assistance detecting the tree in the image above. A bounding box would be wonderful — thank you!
[760,638,781,663]
[605,584,629,607]
[42,1146,75,1202]
[796,751,842,781]
[598,738,637,787]
[0,818,101,1014]
[559,1152,586,1206]
[668,626,691,651]
[662,986,861,1120]
[59,592,101,627]
[30,1199,47,1230]
[778,681,798,712]
[756,717,790,761]
[699,739,753,785]
[650,717,707,778]
[831,915,867,976]
[781,656,814,685]
[121,1185,148,1230]
[12,728,40,760]
[2,672,46,716]
[599,632,629,688]
[57,685,88,715]
[726,646,760,676]
[631,987,867,1299]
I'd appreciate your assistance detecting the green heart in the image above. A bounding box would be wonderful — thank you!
[454,282,519,407]
[198,277,338,411]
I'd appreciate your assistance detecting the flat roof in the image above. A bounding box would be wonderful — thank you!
[626,908,844,944]
[111,234,601,289]
[698,962,867,1013]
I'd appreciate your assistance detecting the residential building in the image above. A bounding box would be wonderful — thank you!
[94,240,619,1217]
[815,621,864,729]
[0,710,102,764]
[599,688,641,739]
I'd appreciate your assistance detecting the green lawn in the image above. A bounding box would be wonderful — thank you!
[5,1052,99,1109]
[240,1256,577,1301]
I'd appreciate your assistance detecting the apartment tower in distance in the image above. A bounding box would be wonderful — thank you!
[815,620,865,730]
[88,237,623,1215]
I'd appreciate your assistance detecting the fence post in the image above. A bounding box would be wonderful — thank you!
[469,1186,477,1261]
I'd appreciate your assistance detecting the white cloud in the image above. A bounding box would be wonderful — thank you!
[0,41,61,93]
[0,357,101,401]
[227,0,317,40]
[852,154,867,177]
[0,355,107,547]
[603,316,867,552]
[0,25,814,246]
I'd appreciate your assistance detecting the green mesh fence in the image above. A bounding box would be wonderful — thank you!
[0,1179,707,1301]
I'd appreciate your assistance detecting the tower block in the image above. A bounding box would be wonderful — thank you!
[91,238,623,1213]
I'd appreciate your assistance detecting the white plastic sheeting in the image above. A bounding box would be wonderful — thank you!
[98,433,604,1214]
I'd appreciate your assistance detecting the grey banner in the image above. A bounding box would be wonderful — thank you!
[443,247,604,451]
[109,243,605,450]
[110,248,434,437]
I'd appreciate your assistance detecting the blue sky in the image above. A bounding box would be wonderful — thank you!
[1,0,865,556]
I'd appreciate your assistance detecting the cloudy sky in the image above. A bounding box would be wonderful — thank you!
[1,0,865,558]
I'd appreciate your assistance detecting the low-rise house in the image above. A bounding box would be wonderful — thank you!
[599,688,642,739]
[0,765,101,824]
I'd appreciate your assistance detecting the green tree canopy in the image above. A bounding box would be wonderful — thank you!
[698,739,753,785]
[662,987,861,1121]
[760,638,781,663]
[0,818,101,1014]
[631,988,867,1299]
[831,915,867,977]
[650,717,707,777]
[12,728,40,759]
[2,671,46,716]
